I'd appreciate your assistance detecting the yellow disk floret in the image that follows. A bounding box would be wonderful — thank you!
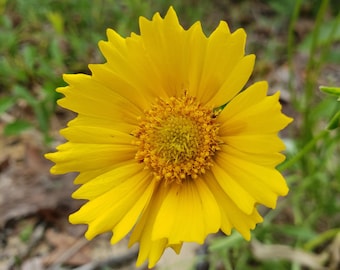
[134,94,221,183]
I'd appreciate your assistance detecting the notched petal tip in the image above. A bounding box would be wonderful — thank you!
[139,6,182,37]
[106,28,120,40]
[272,91,294,126]
[84,223,102,240]
[253,80,269,90]
[68,212,80,225]
[232,27,247,39]
[246,53,256,66]
[44,153,59,175]
[138,14,150,26]
[236,211,263,241]
[283,113,294,126]
[56,86,67,94]
[62,73,76,84]
[97,39,107,50]
[188,21,206,38]
[71,188,84,199]
[84,231,95,241]
[44,152,53,161]
[215,20,231,35]
[167,6,176,14]
[279,182,289,197]
[241,231,251,241]
[164,6,180,24]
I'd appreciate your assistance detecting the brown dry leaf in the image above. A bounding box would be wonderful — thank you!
[0,131,80,228]
[0,167,77,228]
[251,239,329,270]
[21,257,44,270]
[43,229,91,267]
[327,233,340,270]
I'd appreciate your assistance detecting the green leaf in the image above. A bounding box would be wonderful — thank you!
[13,85,37,106]
[20,224,33,243]
[209,232,244,252]
[33,102,50,133]
[22,45,38,71]
[299,18,340,52]
[320,86,340,96]
[0,96,15,114]
[327,110,340,130]
[46,11,64,34]
[4,120,32,136]
[274,225,317,240]
[0,0,8,15]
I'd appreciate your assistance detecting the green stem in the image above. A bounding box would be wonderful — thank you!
[278,129,328,172]
[319,10,340,68]
[303,228,340,251]
[302,0,329,142]
[287,0,302,103]
[305,0,329,95]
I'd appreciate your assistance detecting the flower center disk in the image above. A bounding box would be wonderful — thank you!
[134,94,221,184]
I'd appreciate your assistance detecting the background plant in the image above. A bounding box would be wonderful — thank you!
[1,0,340,269]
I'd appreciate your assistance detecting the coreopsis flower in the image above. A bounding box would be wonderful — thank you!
[45,7,292,268]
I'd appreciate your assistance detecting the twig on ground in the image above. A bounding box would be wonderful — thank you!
[72,247,139,270]
[46,237,90,270]
[7,222,47,270]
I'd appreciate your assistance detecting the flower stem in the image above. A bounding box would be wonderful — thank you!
[287,0,302,103]
[303,228,340,251]
[302,0,329,142]
[278,129,329,172]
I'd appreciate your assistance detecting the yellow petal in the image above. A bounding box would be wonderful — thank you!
[105,28,126,55]
[138,7,186,98]
[219,81,268,121]
[60,125,133,144]
[45,142,136,174]
[89,63,149,111]
[220,89,292,135]
[197,26,246,104]
[208,54,255,107]
[152,178,221,245]
[219,144,286,168]
[98,31,169,103]
[69,169,151,239]
[205,171,263,240]
[217,151,289,208]
[57,74,140,126]
[211,163,256,215]
[110,178,156,244]
[73,165,117,184]
[222,133,286,154]
[185,21,207,98]
[129,183,169,267]
[67,114,135,133]
[125,36,170,99]
[71,161,144,200]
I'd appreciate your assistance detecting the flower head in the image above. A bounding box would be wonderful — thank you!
[46,7,292,268]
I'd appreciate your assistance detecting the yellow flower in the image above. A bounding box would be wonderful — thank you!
[45,7,292,268]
